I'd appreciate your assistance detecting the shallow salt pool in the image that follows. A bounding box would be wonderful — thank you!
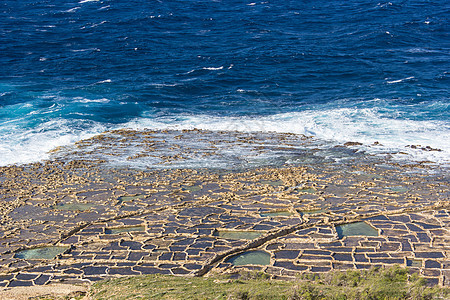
[335,222,378,238]
[15,246,69,260]
[226,250,271,266]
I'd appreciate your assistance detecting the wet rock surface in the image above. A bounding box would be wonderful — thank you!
[0,129,448,287]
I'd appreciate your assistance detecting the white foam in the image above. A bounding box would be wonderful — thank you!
[148,83,179,88]
[202,66,224,71]
[79,0,99,3]
[407,48,437,53]
[1,105,448,166]
[387,76,415,84]
[0,119,106,166]
[125,108,450,164]
[74,97,110,103]
[71,48,100,52]
[65,7,81,13]
[95,79,112,84]
[88,21,107,28]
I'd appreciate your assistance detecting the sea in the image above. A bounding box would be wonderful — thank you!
[0,0,449,169]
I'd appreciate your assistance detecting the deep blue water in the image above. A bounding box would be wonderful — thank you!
[0,0,449,165]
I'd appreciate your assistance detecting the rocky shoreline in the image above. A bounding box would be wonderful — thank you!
[0,130,448,292]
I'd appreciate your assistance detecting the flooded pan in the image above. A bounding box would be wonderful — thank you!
[260,180,284,186]
[260,211,293,218]
[105,226,145,234]
[226,250,271,266]
[118,195,146,202]
[52,203,93,211]
[213,230,263,240]
[336,222,378,239]
[299,208,326,215]
[15,246,69,260]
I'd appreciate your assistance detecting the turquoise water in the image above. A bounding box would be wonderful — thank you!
[300,209,326,215]
[226,250,271,266]
[336,222,379,238]
[15,246,69,260]
[52,203,93,211]
[118,195,146,202]
[105,226,145,234]
[260,211,293,218]
[214,230,263,240]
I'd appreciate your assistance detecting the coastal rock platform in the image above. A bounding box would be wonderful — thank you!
[0,130,448,289]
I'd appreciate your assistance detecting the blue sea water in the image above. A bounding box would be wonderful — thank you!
[0,0,449,166]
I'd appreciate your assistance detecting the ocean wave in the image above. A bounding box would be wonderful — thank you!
[182,65,232,75]
[147,83,179,88]
[406,48,439,54]
[124,109,450,164]
[202,66,224,71]
[0,100,448,167]
[0,119,106,166]
[71,48,100,53]
[386,76,415,84]
[81,21,107,29]
[73,97,110,104]
[64,7,81,13]
[79,0,99,4]
[94,79,112,84]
